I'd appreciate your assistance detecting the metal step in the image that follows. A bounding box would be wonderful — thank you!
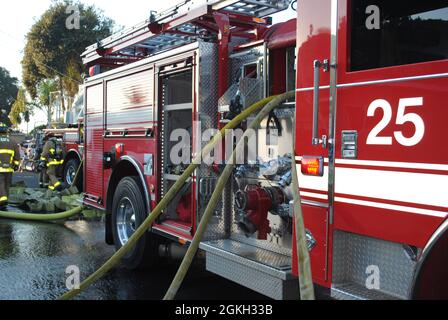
[331,283,402,300]
[200,239,299,300]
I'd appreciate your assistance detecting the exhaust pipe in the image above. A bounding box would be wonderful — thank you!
[158,243,189,260]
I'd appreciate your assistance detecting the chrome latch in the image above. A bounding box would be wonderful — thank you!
[341,131,358,159]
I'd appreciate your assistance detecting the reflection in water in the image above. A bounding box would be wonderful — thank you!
[0,219,266,300]
[0,174,266,300]
[0,220,116,300]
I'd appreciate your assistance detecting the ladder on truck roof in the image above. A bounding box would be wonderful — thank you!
[81,0,292,67]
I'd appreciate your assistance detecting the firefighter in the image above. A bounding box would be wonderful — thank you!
[0,123,20,208]
[40,132,65,191]
[35,134,49,188]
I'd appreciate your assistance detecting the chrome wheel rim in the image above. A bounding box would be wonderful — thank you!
[116,197,137,246]
[66,165,76,185]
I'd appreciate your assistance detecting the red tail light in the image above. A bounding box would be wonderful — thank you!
[115,143,125,157]
[301,156,324,177]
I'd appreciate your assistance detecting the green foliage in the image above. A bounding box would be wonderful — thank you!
[63,58,83,103]
[22,0,114,106]
[37,79,58,109]
[0,67,18,126]
[9,88,27,126]
[30,124,47,137]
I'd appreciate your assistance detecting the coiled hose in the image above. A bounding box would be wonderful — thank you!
[59,95,276,300]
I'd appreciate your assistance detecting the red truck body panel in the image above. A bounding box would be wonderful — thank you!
[293,0,448,290]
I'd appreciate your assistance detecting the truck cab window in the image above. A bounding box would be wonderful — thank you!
[350,0,448,71]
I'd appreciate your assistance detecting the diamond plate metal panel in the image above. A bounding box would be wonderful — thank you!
[332,283,400,300]
[196,41,228,241]
[230,46,264,83]
[202,239,298,300]
[218,78,264,111]
[203,239,292,271]
[332,231,417,299]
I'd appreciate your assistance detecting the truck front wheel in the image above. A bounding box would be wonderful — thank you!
[111,176,159,269]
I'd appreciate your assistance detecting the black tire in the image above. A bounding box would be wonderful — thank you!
[63,158,83,191]
[111,176,159,270]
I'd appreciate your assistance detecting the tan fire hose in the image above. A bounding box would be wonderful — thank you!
[0,206,83,221]
[59,95,276,300]
[291,114,315,300]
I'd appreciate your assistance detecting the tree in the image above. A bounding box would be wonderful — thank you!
[0,67,18,126]
[22,0,114,112]
[10,80,58,129]
[63,58,82,110]
[37,79,59,127]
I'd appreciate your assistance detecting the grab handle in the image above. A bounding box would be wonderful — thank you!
[312,59,329,148]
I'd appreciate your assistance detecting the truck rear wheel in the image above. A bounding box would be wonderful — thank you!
[111,176,159,269]
[63,158,83,191]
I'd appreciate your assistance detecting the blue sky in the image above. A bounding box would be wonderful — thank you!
[0,0,296,80]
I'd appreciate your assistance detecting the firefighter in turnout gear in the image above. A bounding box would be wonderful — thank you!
[40,133,65,191]
[0,123,20,208]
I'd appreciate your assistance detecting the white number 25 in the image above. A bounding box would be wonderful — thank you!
[366,97,425,147]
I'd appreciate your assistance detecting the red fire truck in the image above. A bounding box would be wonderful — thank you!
[82,0,448,300]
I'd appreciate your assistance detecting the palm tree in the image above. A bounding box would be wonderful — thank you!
[37,79,58,128]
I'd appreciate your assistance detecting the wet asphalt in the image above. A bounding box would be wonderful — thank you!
[0,173,266,300]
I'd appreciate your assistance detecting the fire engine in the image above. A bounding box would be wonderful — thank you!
[81,0,448,300]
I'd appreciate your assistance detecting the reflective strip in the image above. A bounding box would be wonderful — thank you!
[40,157,47,161]
[0,196,8,202]
[49,181,62,190]
[50,148,56,154]
[14,161,19,166]
[0,149,14,156]
[0,168,14,173]
[0,149,14,164]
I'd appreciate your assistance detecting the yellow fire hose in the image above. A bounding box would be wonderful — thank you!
[0,159,86,221]
[0,206,83,221]
[59,95,276,300]
[164,91,299,300]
